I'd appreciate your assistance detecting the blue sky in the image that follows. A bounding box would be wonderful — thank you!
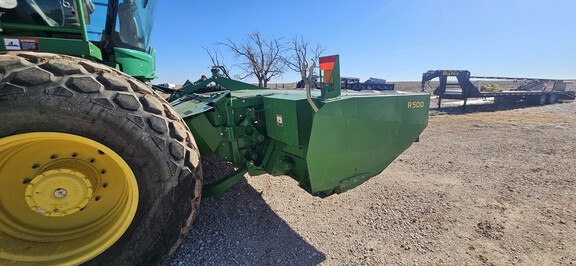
[151,0,575,84]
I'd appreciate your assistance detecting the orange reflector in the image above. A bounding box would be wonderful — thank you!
[324,70,333,83]
[319,55,337,71]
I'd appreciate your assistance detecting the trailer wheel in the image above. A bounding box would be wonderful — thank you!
[0,52,202,265]
[530,94,547,106]
[548,93,558,104]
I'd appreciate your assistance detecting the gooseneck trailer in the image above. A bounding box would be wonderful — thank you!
[421,70,575,110]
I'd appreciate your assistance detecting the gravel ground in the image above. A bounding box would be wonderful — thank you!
[170,99,576,265]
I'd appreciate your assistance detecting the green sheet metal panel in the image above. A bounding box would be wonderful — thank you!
[185,113,221,155]
[0,37,102,60]
[114,47,156,80]
[263,94,314,147]
[306,93,430,194]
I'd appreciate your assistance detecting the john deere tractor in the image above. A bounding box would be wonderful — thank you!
[0,1,429,265]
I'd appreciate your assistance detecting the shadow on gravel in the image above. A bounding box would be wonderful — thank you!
[169,177,326,265]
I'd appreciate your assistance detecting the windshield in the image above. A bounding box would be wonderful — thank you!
[87,1,109,42]
[1,0,95,29]
[115,0,155,50]
[1,0,156,52]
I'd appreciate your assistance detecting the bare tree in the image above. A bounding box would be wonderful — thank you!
[203,46,231,78]
[219,32,286,87]
[285,35,325,88]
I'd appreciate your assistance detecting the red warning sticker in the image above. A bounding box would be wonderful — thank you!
[19,39,40,50]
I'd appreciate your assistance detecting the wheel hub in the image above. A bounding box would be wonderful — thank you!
[0,132,139,265]
[24,169,93,217]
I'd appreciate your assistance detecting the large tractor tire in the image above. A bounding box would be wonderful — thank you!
[0,52,202,265]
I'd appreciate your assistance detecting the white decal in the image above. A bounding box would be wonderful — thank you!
[4,38,21,50]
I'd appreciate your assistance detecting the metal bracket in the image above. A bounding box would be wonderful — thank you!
[201,168,248,198]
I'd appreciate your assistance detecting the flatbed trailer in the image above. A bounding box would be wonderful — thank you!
[421,70,576,110]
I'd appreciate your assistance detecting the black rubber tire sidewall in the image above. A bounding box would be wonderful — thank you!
[549,93,558,104]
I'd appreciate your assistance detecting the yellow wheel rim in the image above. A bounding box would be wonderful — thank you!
[0,133,139,265]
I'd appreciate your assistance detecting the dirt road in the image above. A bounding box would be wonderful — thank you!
[170,100,576,265]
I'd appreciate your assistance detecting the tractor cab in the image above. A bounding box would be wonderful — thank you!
[0,0,156,79]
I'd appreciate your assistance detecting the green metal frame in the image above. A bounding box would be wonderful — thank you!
[202,169,248,197]
[171,58,430,197]
[168,68,264,102]
[114,47,156,80]
[0,35,103,60]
